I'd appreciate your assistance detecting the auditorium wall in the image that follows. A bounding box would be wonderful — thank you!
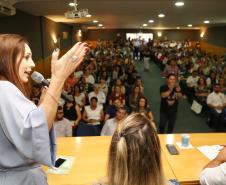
[203,26,226,48]
[82,29,200,41]
[0,10,42,60]
[0,11,73,60]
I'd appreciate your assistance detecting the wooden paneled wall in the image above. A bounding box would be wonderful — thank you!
[34,48,68,79]
[200,41,226,56]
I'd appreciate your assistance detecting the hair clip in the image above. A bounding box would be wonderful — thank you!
[119,131,126,138]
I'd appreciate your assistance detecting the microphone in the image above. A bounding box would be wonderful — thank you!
[31,71,74,102]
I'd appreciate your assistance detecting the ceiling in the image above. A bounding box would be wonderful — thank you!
[10,0,226,29]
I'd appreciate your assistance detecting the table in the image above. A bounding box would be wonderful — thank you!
[159,133,226,185]
[47,136,175,185]
[47,133,226,185]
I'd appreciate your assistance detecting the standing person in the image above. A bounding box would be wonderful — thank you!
[95,113,179,185]
[0,34,87,185]
[159,74,182,133]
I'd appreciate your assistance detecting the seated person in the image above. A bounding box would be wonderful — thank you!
[162,58,180,79]
[200,146,226,185]
[207,84,226,129]
[134,96,154,122]
[82,97,104,132]
[185,71,199,102]
[98,78,109,96]
[63,97,81,126]
[54,106,72,137]
[73,85,86,109]
[111,79,126,95]
[88,83,106,105]
[129,85,143,111]
[101,106,127,136]
[30,83,42,105]
[104,98,122,121]
[194,77,210,114]
[94,113,179,185]
[109,85,125,106]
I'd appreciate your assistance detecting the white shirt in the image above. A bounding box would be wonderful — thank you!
[200,162,226,185]
[207,92,226,113]
[85,75,95,84]
[186,76,199,87]
[101,118,117,136]
[88,91,106,105]
[85,105,103,125]
[54,118,72,137]
[74,93,85,107]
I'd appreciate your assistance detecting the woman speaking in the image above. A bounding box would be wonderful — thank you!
[0,34,88,184]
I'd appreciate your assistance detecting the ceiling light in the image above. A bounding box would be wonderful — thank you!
[175,1,184,7]
[69,2,75,6]
[143,23,148,27]
[188,24,192,27]
[86,14,92,17]
[158,14,165,18]
[93,20,98,23]
[204,20,210,24]
[98,24,103,27]
[148,20,154,23]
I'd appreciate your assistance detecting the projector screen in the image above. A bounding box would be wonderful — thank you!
[126,33,153,42]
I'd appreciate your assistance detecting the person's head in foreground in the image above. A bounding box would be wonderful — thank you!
[107,113,165,185]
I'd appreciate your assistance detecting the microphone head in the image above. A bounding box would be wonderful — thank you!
[31,71,44,84]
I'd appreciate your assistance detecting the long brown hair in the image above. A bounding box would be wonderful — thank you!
[107,113,166,185]
[0,34,30,97]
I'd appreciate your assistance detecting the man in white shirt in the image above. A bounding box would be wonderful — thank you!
[200,146,226,185]
[54,106,72,137]
[88,83,106,105]
[207,84,226,129]
[101,106,127,136]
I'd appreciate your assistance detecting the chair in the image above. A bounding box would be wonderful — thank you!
[76,122,100,136]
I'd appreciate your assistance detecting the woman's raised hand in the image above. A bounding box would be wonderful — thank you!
[51,42,88,81]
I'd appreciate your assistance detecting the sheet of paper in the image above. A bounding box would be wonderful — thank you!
[47,156,75,175]
[197,145,223,160]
